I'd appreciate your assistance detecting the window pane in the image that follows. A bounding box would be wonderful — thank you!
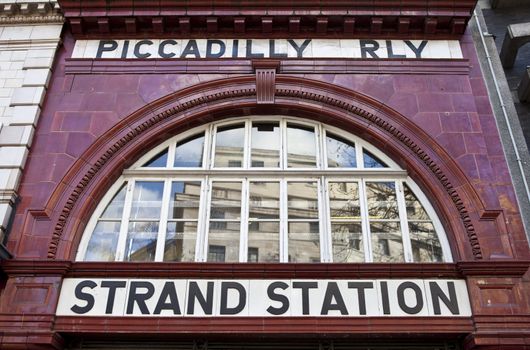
[215,124,245,167]
[164,221,197,262]
[248,222,280,262]
[404,184,431,220]
[210,182,242,220]
[130,181,164,219]
[287,124,317,168]
[207,223,240,262]
[363,150,387,168]
[249,182,280,220]
[288,222,320,262]
[409,222,443,262]
[251,122,280,168]
[85,221,121,261]
[125,221,158,261]
[169,181,201,219]
[143,149,168,167]
[327,133,356,168]
[288,182,319,219]
[370,222,404,262]
[331,223,364,262]
[328,182,360,219]
[174,134,204,167]
[101,184,127,219]
[366,182,399,220]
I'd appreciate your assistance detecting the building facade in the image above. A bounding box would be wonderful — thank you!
[0,1,529,349]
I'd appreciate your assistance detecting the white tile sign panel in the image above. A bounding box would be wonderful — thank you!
[72,39,463,60]
[56,279,472,317]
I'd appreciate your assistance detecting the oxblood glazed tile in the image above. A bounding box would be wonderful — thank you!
[440,112,472,133]
[436,133,467,159]
[417,93,454,112]
[452,94,477,112]
[386,93,419,117]
[464,133,487,154]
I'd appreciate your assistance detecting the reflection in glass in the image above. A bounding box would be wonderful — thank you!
[287,124,317,168]
[404,184,430,220]
[366,182,399,220]
[331,223,364,262]
[327,133,356,168]
[288,222,320,262]
[164,221,197,261]
[174,134,204,167]
[409,222,443,262]
[210,182,242,220]
[169,181,201,219]
[125,221,159,261]
[329,182,360,219]
[85,221,120,261]
[130,182,164,219]
[249,182,279,219]
[363,150,387,168]
[251,122,280,168]
[101,184,127,219]
[215,124,245,167]
[248,222,280,262]
[207,223,240,262]
[370,222,404,262]
[288,182,319,219]
[144,149,168,167]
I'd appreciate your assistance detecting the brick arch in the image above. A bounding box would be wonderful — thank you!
[46,75,483,261]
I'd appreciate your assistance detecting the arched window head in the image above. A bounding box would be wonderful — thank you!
[77,117,452,263]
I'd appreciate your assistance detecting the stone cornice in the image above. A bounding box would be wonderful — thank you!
[0,1,63,24]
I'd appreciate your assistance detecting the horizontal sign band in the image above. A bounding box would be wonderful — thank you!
[57,278,471,317]
[72,39,463,60]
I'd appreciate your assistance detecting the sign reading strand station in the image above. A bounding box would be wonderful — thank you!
[72,39,463,60]
[57,279,472,317]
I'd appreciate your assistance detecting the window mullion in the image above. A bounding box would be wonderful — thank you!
[240,179,249,262]
[359,179,372,262]
[280,179,288,262]
[244,120,251,169]
[194,178,208,262]
[397,180,414,262]
[154,179,172,262]
[167,140,176,168]
[115,180,135,261]
[356,144,364,169]
[281,119,287,170]
[209,124,217,169]
[320,177,331,262]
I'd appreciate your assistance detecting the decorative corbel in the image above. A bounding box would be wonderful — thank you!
[252,60,280,104]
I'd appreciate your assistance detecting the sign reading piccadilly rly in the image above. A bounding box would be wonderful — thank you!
[72,39,463,59]
[56,279,472,317]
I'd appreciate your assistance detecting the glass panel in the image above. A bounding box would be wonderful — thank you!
[214,124,245,167]
[85,221,120,261]
[326,133,357,168]
[251,122,280,168]
[370,222,404,262]
[248,222,280,262]
[125,221,158,261]
[366,182,399,220]
[143,149,168,167]
[288,182,319,219]
[207,222,240,262]
[174,133,205,167]
[328,182,360,219]
[331,223,364,262]
[404,184,431,220]
[130,181,164,219]
[164,221,197,262]
[288,222,320,262]
[169,181,201,219]
[363,150,387,168]
[409,222,443,262]
[287,124,317,168]
[210,182,242,220]
[249,182,280,220]
[101,184,127,219]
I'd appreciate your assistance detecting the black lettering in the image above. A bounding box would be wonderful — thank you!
[187,281,214,315]
[269,40,287,58]
[180,40,201,58]
[397,282,424,314]
[154,282,181,315]
[126,281,155,315]
[206,39,226,58]
[220,282,246,315]
[430,281,460,315]
[159,40,177,58]
[96,40,118,58]
[266,282,289,315]
[121,40,130,59]
[386,40,406,59]
[292,281,318,315]
[134,40,153,59]
[404,40,428,58]
[321,282,348,315]
[380,281,391,315]
[347,282,374,315]
[101,281,126,314]
[71,280,97,314]
[360,40,380,58]
[232,39,239,58]
[287,39,311,58]
[246,39,264,58]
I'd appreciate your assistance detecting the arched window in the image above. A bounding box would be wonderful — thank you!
[77,117,452,263]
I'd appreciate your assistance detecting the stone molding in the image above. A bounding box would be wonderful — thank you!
[0,1,63,24]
